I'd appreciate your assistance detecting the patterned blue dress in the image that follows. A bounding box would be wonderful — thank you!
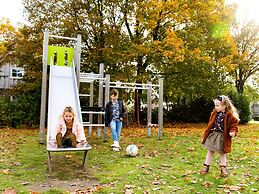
[203,112,225,153]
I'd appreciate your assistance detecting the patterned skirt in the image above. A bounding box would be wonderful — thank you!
[203,131,224,153]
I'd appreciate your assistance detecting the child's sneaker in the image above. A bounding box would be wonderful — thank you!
[111,141,121,151]
[111,141,117,147]
[111,141,120,148]
[112,147,120,151]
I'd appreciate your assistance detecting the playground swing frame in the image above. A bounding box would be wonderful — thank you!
[103,76,164,139]
[78,67,164,140]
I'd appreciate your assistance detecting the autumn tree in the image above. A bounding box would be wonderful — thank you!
[109,0,236,119]
[23,0,130,73]
[231,21,259,94]
[0,18,44,127]
[0,18,18,66]
[19,0,243,123]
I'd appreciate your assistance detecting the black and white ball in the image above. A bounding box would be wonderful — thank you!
[126,144,138,156]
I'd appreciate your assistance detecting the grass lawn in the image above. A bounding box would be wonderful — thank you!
[0,123,258,193]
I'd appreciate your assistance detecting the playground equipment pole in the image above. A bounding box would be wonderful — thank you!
[88,82,94,137]
[39,29,49,144]
[104,74,110,141]
[158,78,163,139]
[75,34,82,88]
[147,82,152,137]
[97,63,104,138]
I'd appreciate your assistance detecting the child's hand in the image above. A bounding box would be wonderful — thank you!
[229,132,235,137]
[120,117,123,121]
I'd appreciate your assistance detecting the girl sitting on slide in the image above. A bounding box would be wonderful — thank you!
[55,106,87,148]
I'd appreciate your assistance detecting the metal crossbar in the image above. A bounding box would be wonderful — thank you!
[83,123,105,127]
[104,81,159,90]
[103,85,150,90]
[109,81,159,87]
[49,35,77,41]
[81,111,105,114]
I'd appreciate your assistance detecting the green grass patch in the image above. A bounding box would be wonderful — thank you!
[0,124,258,193]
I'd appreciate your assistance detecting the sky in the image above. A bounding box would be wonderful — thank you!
[0,0,24,25]
[226,0,259,24]
[0,0,258,25]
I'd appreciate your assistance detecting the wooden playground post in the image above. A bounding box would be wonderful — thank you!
[88,82,94,137]
[75,34,82,89]
[104,74,110,141]
[147,82,152,137]
[97,63,104,138]
[158,78,163,139]
[39,29,49,144]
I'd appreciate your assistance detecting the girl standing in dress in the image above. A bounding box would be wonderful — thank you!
[201,95,239,177]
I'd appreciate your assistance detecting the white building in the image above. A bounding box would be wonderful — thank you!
[0,63,24,89]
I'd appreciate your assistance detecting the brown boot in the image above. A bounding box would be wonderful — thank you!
[56,133,62,148]
[200,164,209,175]
[70,133,77,148]
[220,165,228,178]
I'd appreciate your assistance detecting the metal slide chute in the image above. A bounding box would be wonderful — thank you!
[46,65,91,171]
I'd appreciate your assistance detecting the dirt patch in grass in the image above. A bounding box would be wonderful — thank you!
[26,153,101,193]
[27,179,100,193]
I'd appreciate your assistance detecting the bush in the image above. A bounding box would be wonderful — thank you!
[163,98,213,123]
[0,87,41,128]
[9,91,41,128]
[0,96,12,127]
[228,92,251,124]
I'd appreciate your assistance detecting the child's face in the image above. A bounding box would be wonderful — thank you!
[64,112,74,123]
[110,94,118,101]
[214,99,226,112]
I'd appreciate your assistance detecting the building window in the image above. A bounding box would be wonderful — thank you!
[10,68,24,79]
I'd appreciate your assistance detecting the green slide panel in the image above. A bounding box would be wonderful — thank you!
[48,46,74,66]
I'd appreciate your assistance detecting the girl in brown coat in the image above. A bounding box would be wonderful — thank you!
[201,95,239,177]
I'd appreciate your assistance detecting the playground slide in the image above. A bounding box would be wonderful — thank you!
[47,65,83,149]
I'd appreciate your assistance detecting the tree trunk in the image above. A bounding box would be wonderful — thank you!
[133,55,146,125]
[134,89,141,126]
[236,79,244,94]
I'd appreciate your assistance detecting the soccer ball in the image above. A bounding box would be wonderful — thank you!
[126,144,138,156]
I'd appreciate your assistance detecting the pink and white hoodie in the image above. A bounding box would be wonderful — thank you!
[55,118,86,143]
